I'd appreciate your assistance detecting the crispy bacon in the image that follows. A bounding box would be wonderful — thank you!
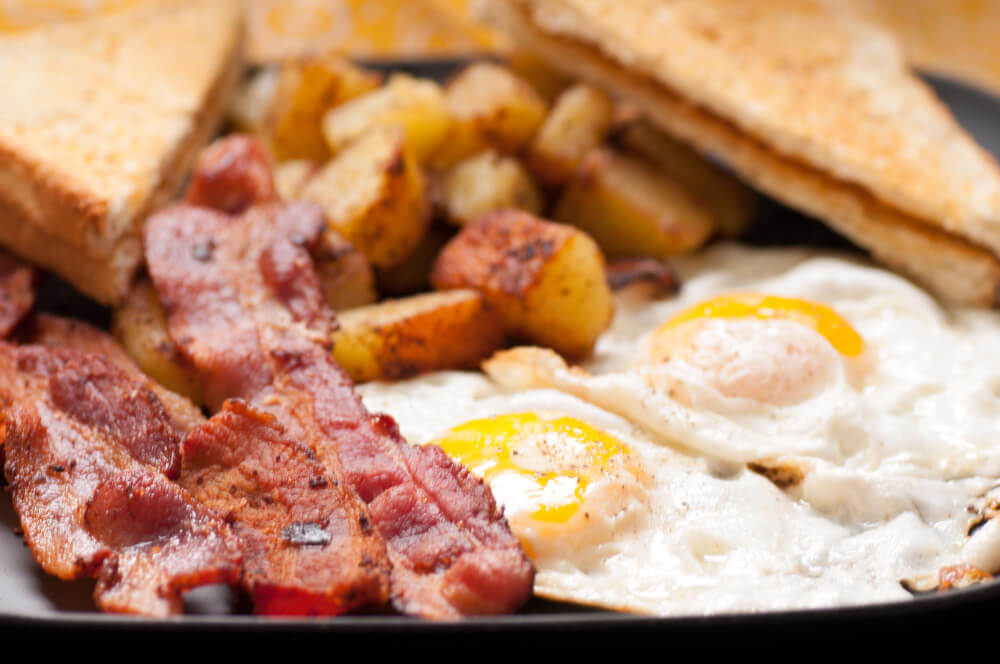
[0,249,38,338]
[20,313,205,435]
[181,399,391,615]
[0,345,241,615]
[184,134,279,215]
[146,199,534,618]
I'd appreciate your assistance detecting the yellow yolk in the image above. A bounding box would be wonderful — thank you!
[432,413,631,524]
[662,294,863,356]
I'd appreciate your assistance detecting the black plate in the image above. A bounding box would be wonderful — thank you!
[3,67,1000,639]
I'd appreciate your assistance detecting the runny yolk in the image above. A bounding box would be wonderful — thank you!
[661,293,864,356]
[431,413,630,524]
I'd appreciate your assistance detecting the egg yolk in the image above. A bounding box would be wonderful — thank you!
[662,293,863,356]
[431,413,631,524]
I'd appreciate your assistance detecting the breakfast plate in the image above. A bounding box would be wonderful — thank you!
[1,69,999,635]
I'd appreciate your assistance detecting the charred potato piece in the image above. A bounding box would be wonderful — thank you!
[441,151,543,226]
[321,73,451,163]
[314,230,378,311]
[432,63,548,169]
[376,224,454,297]
[553,147,715,258]
[431,210,613,359]
[527,83,615,187]
[273,159,319,200]
[264,55,383,162]
[332,289,504,383]
[301,125,430,268]
[616,120,756,238]
[111,279,202,404]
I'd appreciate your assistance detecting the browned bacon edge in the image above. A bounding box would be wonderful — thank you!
[0,344,241,616]
[0,249,39,339]
[181,399,392,615]
[145,136,533,618]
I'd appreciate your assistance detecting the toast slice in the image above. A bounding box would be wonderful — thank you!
[481,0,1000,306]
[0,0,244,304]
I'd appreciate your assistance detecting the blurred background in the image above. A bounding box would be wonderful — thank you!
[1,0,998,98]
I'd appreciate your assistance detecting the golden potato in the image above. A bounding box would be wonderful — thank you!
[432,63,548,169]
[376,224,454,297]
[111,278,202,404]
[527,83,615,187]
[440,151,543,226]
[300,125,430,268]
[431,210,613,359]
[507,51,574,102]
[274,159,318,200]
[332,289,505,383]
[321,73,451,163]
[314,229,378,311]
[553,147,715,258]
[264,55,383,162]
[616,120,756,238]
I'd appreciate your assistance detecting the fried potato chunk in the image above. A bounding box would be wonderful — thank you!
[332,289,504,383]
[553,147,715,258]
[507,51,574,102]
[431,210,613,359]
[273,159,318,200]
[321,73,451,163]
[432,63,548,168]
[314,230,378,311]
[376,224,454,297]
[111,278,202,403]
[265,56,383,162]
[301,125,430,268]
[616,120,756,238]
[441,151,543,226]
[527,83,615,187]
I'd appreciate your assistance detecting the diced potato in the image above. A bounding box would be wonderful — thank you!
[376,224,453,297]
[553,147,715,258]
[507,51,574,102]
[229,66,279,133]
[432,63,548,169]
[431,210,613,359]
[527,83,615,187]
[265,56,383,162]
[616,120,756,238]
[111,279,202,404]
[440,151,543,226]
[322,73,451,163]
[274,159,318,200]
[331,289,504,383]
[300,125,430,268]
[314,229,378,311]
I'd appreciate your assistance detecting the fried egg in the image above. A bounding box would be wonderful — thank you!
[359,244,1000,614]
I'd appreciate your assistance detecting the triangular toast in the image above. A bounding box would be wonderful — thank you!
[0,0,243,304]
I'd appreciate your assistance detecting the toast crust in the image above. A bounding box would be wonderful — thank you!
[0,0,244,304]
[482,0,1000,307]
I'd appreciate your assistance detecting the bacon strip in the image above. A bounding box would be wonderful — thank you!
[0,344,241,615]
[146,199,534,618]
[181,399,391,615]
[0,249,38,338]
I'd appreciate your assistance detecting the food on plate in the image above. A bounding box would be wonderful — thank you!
[361,244,1000,613]
[321,73,451,163]
[183,134,280,215]
[264,55,383,162]
[431,209,614,360]
[0,0,243,304]
[143,158,533,617]
[440,150,543,226]
[274,159,320,200]
[614,120,756,238]
[480,0,1000,306]
[0,344,242,616]
[300,125,430,268]
[375,223,453,297]
[111,279,205,404]
[432,62,549,168]
[553,147,715,257]
[604,257,679,295]
[332,289,505,383]
[0,250,37,338]
[180,399,392,615]
[527,83,615,187]
[313,230,379,311]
